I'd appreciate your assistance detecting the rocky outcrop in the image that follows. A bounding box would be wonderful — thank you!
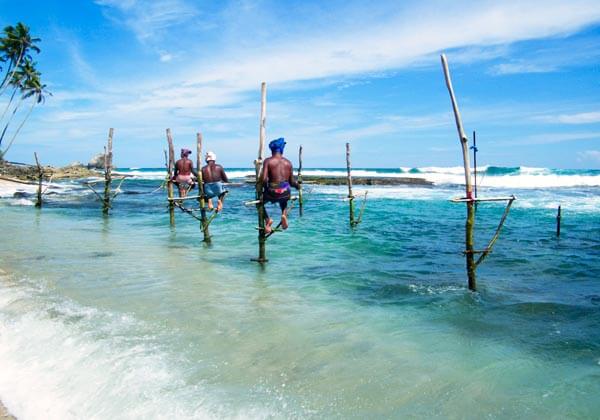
[0,161,100,181]
[244,175,433,186]
[87,153,105,169]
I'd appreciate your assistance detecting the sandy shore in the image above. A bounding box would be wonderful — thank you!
[0,401,15,420]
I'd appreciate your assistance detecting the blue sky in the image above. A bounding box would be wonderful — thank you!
[1,0,600,168]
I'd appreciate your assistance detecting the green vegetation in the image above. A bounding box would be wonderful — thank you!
[0,22,50,160]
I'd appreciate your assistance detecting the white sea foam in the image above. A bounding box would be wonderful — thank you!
[0,276,274,420]
[113,167,600,189]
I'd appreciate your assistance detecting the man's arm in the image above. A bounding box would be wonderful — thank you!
[260,158,270,184]
[219,166,229,183]
[173,160,179,179]
[287,161,299,189]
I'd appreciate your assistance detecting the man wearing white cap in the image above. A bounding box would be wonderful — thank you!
[202,151,229,212]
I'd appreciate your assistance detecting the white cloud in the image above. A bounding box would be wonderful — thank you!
[578,150,600,163]
[511,131,600,145]
[95,0,198,42]
[556,111,600,124]
[94,0,600,116]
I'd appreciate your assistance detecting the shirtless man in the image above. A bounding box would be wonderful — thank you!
[202,151,229,212]
[173,148,197,198]
[261,138,299,233]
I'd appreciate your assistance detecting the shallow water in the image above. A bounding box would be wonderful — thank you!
[1,169,599,419]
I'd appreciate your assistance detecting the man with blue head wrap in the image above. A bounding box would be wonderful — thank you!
[261,137,300,233]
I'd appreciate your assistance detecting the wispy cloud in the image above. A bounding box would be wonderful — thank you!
[578,150,600,163]
[549,111,600,124]
[95,0,198,42]
[509,131,600,145]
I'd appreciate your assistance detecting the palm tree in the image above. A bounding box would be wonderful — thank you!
[0,73,50,157]
[0,58,39,147]
[0,23,40,94]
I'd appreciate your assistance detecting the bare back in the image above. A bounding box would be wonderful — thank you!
[262,155,293,185]
[175,158,193,175]
[202,162,229,183]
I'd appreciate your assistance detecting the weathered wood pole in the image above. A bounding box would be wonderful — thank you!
[166,128,175,226]
[102,128,114,214]
[556,205,561,237]
[254,82,268,262]
[346,142,356,227]
[441,54,476,290]
[298,145,304,216]
[34,152,43,208]
[196,132,211,242]
[472,130,478,199]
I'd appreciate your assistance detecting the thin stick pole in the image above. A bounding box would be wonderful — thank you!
[34,152,42,208]
[254,82,267,262]
[197,132,210,242]
[556,205,561,237]
[102,128,114,214]
[298,145,304,216]
[441,54,473,199]
[441,54,476,290]
[166,128,175,226]
[346,142,355,227]
[475,197,515,267]
[472,130,477,199]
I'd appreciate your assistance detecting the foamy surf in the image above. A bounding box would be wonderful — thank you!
[0,275,279,420]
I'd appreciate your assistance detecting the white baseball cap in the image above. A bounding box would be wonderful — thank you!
[205,151,216,161]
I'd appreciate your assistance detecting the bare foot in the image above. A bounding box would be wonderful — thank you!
[265,218,273,234]
[217,200,223,212]
[207,200,214,210]
[281,213,288,230]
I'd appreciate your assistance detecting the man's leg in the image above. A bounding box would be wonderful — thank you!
[216,192,226,212]
[280,199,289,230]
[263,204,273,234]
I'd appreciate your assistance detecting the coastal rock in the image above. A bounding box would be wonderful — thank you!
[68,161,85,168]
[87,153,105,169]
[244,175,433,186]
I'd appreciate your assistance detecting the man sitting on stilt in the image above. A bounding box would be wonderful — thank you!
[202,151,229,212]
[261,138,299,234]
[173,148,197,198]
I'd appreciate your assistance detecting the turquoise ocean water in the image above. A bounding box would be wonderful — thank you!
[0,166,599,418]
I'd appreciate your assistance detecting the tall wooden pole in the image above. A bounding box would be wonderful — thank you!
[298,145,304,217]
[102,128,114,215]
[441,54,476,290]
[254,82,267,262]
[196,132,210,242]
[34,152,43,208]
[166,128,175,226]
[346,142,355,227]
[472,130,477,199]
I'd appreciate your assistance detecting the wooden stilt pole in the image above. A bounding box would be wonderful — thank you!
[166,128,175,226]
[472,130,478,199]
[102,128,114,215]
[196,132,211,242]
[346,142,356,227]
[556,205,561,237]
[34,152,43,208]
[441,54,476,290]
[254,82,268,263]
[298,145,304,217]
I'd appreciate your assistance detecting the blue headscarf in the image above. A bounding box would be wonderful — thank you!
[269,137,286,154]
